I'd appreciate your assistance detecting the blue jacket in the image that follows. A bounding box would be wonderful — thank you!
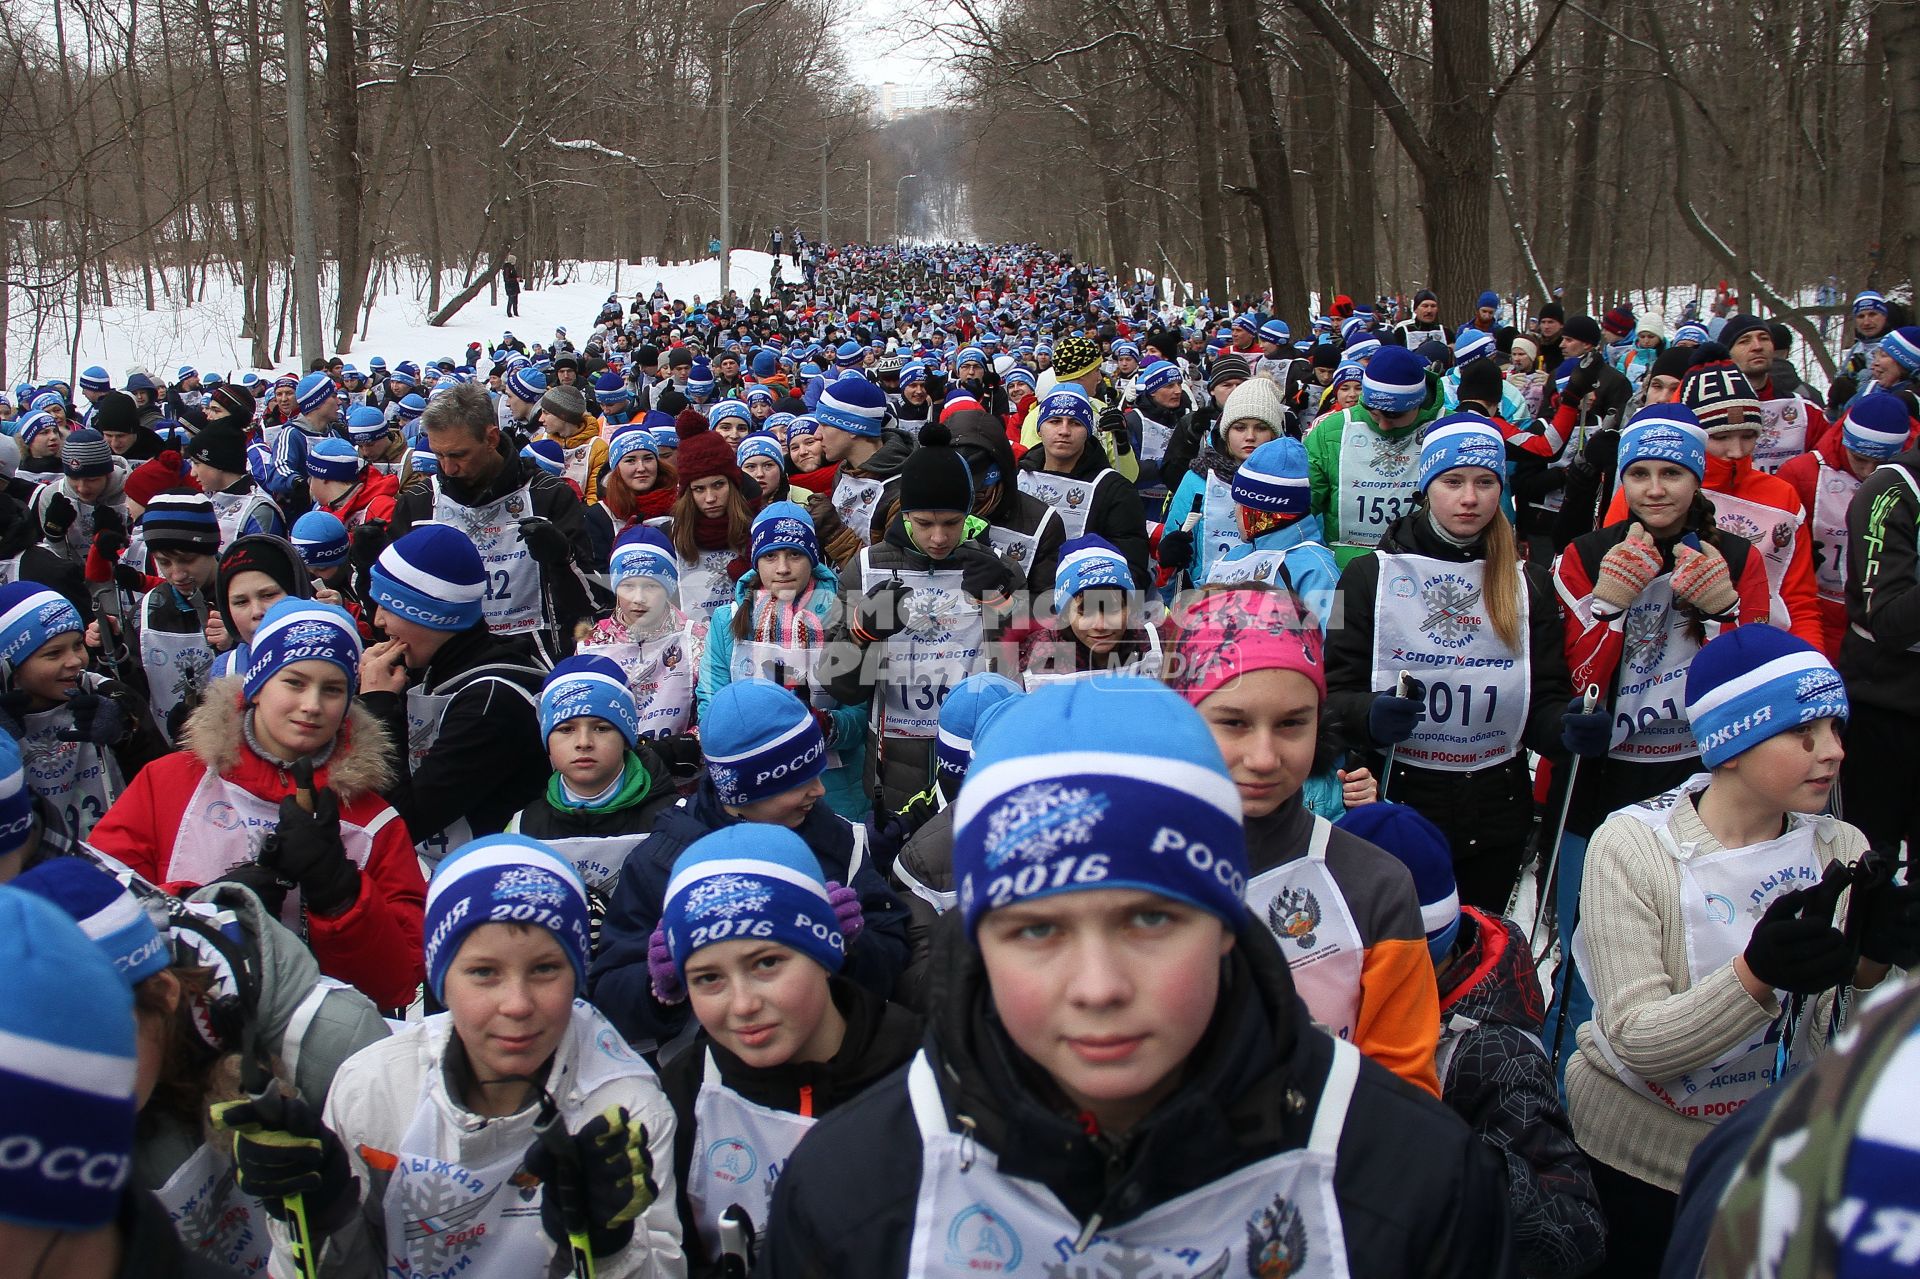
[1210,511,1340,627]
[699,562,872,820]
[587,780,912,1049]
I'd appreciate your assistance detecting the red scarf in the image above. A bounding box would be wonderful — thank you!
[629,485,676,521]
[693,512,736,551]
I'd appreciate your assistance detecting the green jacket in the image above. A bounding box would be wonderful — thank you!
[1305,377,1443,569]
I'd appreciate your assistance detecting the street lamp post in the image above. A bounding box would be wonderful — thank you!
[719,0,776,303]
[893,173,919,244]
[865,160,872,244]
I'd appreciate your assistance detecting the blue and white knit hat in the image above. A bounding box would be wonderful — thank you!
[1259,319,1290,345]
[408,444,438,475]
[293,371,336,415]
[899,361,928,387]
[1036,384,1094,432]
[291,510,350,570]
[16,411,57,446]
[786,413,820,439]
[936,673,1023,790]
[423,835,592,1000]
[30,392,66,415]
[957,346,987,370]
[953,675,1247,934]
[736,432,784,467]
[344,404,389,442]
[662,826,843,978]
[1138,360,1182,396]
[1003,367,1035,394]
[1881,326,1920,375]
[78,365,113,393]
[395,393,427,424]
[522,439,565,478]
[1331,361,1364,388]
[1854,290,1891,316]
[12,858,169,984]
[387,363,418,389]
[833,341,865,370]
[765,412,796,437]
[369,524,487,632]
[242,598,361,699]
[709,400,752,431]
[1230,436,1312,514]
[608,525,680,593]
[0,582,83,680]
[306,436,363,482]
[0,885,137,1230]
[1453,328,1496,366]
[608,423,657,468]
[1843,392,1911,460]
[0,735,33,857]
[1360,345,1427,413]
[505,365,547,405]
[815,374,890,437]
[1234,314,1262,336]
[540,654,640,747]
[1111,340,1141,361]
[1343,336,1383,364]
[685,364,716,399]
[750,501,820,567]
[1418,414,1508,491]
[1339,316,1369,344]
[1686,625,1849,768]
[649,423,680,452]
[1673,323,1711,346]
[1334,802,1460,963]
[744,384,776,407]
[702,679,828,807]
[1617,403,1709,482]
[595,371,631,405]
[1054,535,1132,608]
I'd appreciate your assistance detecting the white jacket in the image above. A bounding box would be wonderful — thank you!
[272,1001,684,1278]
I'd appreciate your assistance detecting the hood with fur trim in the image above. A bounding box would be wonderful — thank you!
[181,676,395,800]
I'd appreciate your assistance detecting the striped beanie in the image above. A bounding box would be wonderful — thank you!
[1843,393,1912,461]
[708,400,753,431]
[749,500,819,567]
[1335,802,1461,962]
[293,371,336,415]
[1854,290,1890,316]
[608,423,658,468]
[1343,336,1383,364]
[369,524,487,631]
[141,491,222,556]
[1360,345,1428,413]
[1138,360,1182,396]
[394,393,427,423]
[521,439,565,478]
[1259,319,1290,345]
[1331,361,1364,388]
[0,734,32,855]
[242,598,362,699]
[1882,326,1920,375]
[785,414,820,439]
[1683,348,1762,431]
[1418,414,1508,490]
[701,679,828,806]
[16,412,57,447]
[12,858,170,984]
[345,404,389,442]
[539,654,640,747]
[608,525,680,591]
[305,436,363,482]
[505,365,546,405]
[0,885,138,1230]
[935,672,1023,791]
[662,826,843,978]
[291,510,350,569]
[737,433,784,468]
[815,374,890,437]
[0,583,82,680]
[1453,328,1496,365]
[1686,624,1848,768]
[1617,403,1709,481]
[61,427,114,478]
[78,365,113,393]
[423,835,591,1000]
[1231,436,1312,513]
[1054,535,1133,607]
[1036,384,1094,432]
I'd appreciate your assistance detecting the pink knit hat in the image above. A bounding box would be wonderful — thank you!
[1168,588,1326,704]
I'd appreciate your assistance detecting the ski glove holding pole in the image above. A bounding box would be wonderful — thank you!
[58,690,126,747]
[213,1092,355,1224]
[1742,865,1856,996]
[1851,851,1920,969]
[850,579,914,646]
[524,1104,659,1260]
[1367,675,1425,747]
[518,516,572,569]
[1559,694,1612,758]
[262,765,361,918]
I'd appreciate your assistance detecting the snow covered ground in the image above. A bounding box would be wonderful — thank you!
[5,251,784,386]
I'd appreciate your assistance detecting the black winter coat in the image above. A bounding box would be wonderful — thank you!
[1015,432,1151,588]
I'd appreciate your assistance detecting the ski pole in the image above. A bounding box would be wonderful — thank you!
[240,1084,321,1279]
[1531,684,1602,956]
[1377,670,1414,802]
[718,1204,756,1278]
[535,1097,597,1279]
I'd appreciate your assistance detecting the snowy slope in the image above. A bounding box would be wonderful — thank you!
[6,251,781,386]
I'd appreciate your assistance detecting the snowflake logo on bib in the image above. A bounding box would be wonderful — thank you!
[684,874,772,921]
[1369,435,1411,470]
[173,647,213,706]
[492,867,567,908]
[1246,1192,1310,1278]
[1268,886,1322,949]
[1624,604,1668,674]
[982,782,1109,871]
[1418,574,1483,648]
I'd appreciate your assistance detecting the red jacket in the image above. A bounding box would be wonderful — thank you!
[1777,430,1856,658]
[321,467,400,529]
[90,682,425,1008]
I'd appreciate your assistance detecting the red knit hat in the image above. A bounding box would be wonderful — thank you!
[124,451,186,509]
[674,408,711,442]
[674,430,749,495]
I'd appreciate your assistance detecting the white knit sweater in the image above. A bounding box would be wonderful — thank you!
[1564,794,1867,1190]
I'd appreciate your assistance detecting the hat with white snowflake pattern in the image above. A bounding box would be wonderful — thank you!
[423,834,593,1000]
[952,674,1248,935]
[661,825,844,978]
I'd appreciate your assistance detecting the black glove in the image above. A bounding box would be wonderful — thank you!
[1157,528,1194,571]
[1559,697,1611,759]
[211,1093,355,1223]
[852,578,914,645]
[0,689,31,740]
[92,527,130,562]
[1098,406,1133,455]
[91,503,125,536]
[1742,867,1856,995]
[518,516,571,567]
[959,551,1015,602]
[1852,852,1920,969]
[1561,353,1601,406]
[40,492,77,540]
[261,790,361,918]
[1367,680,1427,747]
[58,691,126,747]
[348,519,389,572]
[215,860,293,919]
[524,1106,659,1259]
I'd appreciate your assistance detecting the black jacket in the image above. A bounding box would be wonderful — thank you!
[662,979,922,1274]
[760,912,1515,1278]
[945,409,1066,594]
[358,623,547,854]
[1325,510,1572,850]
[1842,450,1920,714]
[805,427,916,569]
[588,780,913,1050]
[1015,432,1152,587]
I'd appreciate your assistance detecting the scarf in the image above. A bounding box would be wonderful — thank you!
[626,484,677,522]
[693,511,736,551]
[751,582,822,650]
[1191,440,1238,485]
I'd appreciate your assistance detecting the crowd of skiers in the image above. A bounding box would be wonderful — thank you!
[2,241,1919,1279]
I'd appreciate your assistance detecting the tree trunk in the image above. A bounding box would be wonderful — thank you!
[1298,30,1345,304]
[1559,0,1608,316]
[1340,0,1379,294]
[428,260,506,327]
[1422,0,1493,309]
[1221,0,1308,318]
[1881,0,1920,293]
[323,0,368,353]
[1187,0,1230,307]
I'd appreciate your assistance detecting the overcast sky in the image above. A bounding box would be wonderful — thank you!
[840,0,950,94]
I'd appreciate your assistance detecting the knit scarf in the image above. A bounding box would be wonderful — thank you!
[1191,440,1238,485]
[692,511,736,551]
[627,484,676,521]
[750,582,822,649]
